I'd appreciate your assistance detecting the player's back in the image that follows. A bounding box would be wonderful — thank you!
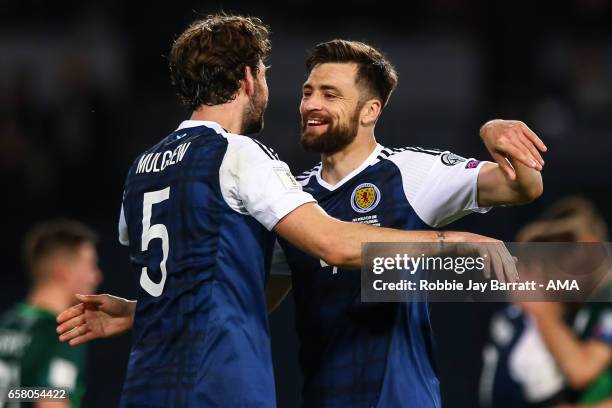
[119,121,283,407]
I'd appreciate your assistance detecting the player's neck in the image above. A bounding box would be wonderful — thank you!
[28,284,72,316]
[320,134,377,186]
[190,104,244,135]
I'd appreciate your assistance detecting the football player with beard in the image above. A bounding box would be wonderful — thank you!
[269,39,546,407]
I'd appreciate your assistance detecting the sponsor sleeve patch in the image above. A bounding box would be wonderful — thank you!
[274,167,300,190]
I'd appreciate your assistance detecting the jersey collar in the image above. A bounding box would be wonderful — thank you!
[176,120,226,134]
[316,144,384,191]
[18,303,56,320]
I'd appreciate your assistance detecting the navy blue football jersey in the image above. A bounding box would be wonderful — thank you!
[479,305,567,408]
[118,120,314,407]
[276,144,490,407]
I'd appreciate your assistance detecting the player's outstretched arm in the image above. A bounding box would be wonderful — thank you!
[520,302,612,390]
[477,119,545,206]
[56,294,136,346]
[275,202,517,281]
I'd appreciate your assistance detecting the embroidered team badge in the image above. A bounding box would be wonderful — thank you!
[351,183,381,213]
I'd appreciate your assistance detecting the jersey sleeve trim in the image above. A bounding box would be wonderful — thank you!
[469,161,492,214]
[252,138,280,160]
[220,133,316,231]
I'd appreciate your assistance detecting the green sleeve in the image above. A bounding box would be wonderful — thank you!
[579,371,612,404]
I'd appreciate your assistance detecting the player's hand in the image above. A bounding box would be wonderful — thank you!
[56,294,136,346]
[480,119,547,180]
[452,232,519,283]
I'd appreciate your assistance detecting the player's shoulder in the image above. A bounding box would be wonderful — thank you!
[376,146,444,172]
[295,162,321,186]
[378,146,443,162]
[223,132,280,161]
[12,306,58,341]
[133,122,229,160]
[380,146,476,169]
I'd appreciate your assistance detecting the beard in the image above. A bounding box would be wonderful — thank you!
[300,106,360,154]
[241,82,267,135]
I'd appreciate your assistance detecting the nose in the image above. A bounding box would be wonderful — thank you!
[301,96,322,114]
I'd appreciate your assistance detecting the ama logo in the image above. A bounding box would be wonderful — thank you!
[351,183,381,213]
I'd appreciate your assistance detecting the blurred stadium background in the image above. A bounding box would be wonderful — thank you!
[1,1,611,406]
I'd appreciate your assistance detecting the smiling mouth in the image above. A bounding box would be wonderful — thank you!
[304,118,330,129]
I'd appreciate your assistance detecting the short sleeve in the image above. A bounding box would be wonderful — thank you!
[220,135,316,230]
[388,149,492,228]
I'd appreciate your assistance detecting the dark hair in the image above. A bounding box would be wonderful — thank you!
[169,14,271,109]
[24,219,98,278]
[305,39,398,106]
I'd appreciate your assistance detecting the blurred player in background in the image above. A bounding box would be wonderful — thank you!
[0,220,102,408]
[56,14,517,407]
[480,196,612,408]
[267,39,545,407]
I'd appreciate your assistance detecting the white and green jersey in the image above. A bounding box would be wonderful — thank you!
[0,303,86,407]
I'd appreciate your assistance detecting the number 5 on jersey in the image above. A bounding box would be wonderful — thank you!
[140,187,170,297]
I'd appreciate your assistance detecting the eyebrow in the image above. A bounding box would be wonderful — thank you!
[302,84,342,94]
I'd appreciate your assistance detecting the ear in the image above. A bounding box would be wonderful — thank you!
[243,65,256,97]
[360,99,382,127]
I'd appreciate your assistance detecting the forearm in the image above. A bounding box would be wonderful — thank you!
[532,312,604,389]
[326,222,468,268]
[478,161,543,206]
[276,203,485,269]
[534,313,583,368]
[507,156,544,202]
